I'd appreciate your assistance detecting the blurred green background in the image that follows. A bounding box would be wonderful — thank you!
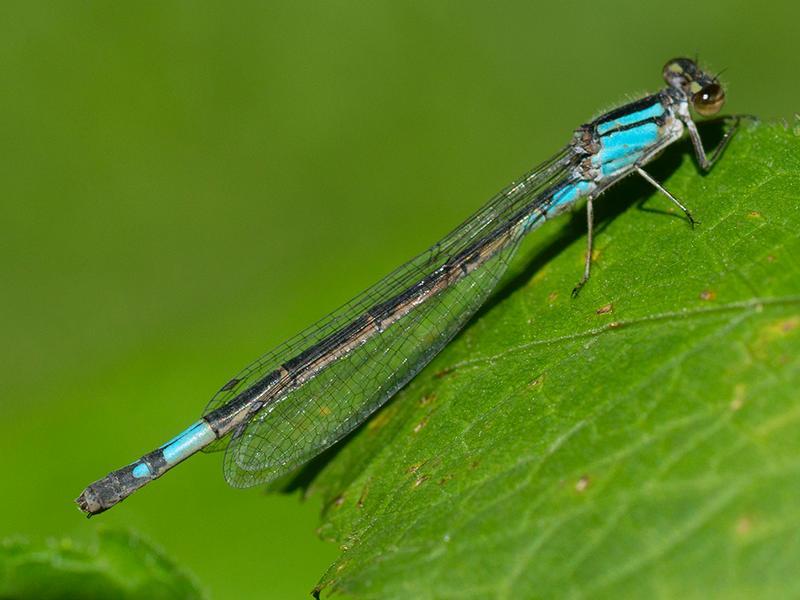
[1,1,797,598]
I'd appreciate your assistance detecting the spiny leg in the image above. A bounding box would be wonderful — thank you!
[571,195,595,298]
[635,167,696,227]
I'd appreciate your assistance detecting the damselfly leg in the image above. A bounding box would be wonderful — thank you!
[571,113,750,298]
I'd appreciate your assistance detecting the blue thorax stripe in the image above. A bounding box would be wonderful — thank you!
[596,100,665,135]
[593,121,660,176]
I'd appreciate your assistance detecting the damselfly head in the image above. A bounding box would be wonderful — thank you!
[662,57,726,117]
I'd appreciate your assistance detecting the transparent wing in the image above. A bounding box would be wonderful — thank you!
[225,230,524,487]
[202,145,577,463]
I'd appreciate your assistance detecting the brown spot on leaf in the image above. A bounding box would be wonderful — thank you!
[747,210,762,219]
[575,475,590,493]
[413,475,429,488]
[357,484,369,509]
[699,289,717,301]
[735,516,753,536]
[596,303,613,315]
[419,393,436,406]
[366,409,392,431]
[528,374,545,389]
[547,290,559,303]
[435,366,456,379]
[762,316,800,339]
[413,417,429,434]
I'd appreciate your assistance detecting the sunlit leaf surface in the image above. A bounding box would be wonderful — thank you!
[308,124,800,599]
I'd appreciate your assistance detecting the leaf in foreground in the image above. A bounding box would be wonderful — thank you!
[307,123,800,599]
[0,530,203,600]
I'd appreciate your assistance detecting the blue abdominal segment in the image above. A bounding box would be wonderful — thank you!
[551,180,594,208]
[132,462,152,478]
[523,179,595,231]
[161,420,216,465]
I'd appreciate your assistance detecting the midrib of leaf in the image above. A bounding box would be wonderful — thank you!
[308,123,800,600]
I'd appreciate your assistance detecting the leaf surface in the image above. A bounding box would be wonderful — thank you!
[307,123,800,599]
[0,530,204,599]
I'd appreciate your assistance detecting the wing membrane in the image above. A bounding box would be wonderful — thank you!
[225,229,522,486]
[202,147,577,471]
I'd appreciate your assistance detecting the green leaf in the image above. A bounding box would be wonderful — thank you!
[0,530,204,600]
[308,122,800,598]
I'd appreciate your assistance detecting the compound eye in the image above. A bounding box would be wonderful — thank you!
[692,83,725,116]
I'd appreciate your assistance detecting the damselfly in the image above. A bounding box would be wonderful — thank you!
[78,58,743,515]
